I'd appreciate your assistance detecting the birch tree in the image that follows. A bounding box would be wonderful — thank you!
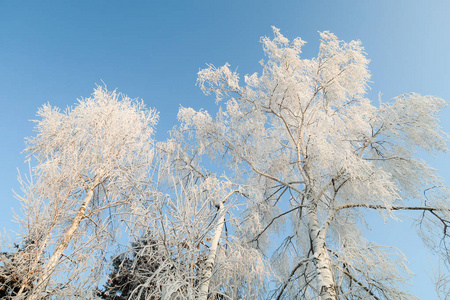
[14,86,158,299]
[116,140,268,299]
[178,27,450,299]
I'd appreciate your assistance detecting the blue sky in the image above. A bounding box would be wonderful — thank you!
[0,1,449,298]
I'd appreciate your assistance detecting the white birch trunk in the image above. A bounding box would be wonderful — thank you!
[28,183,98,300]
[306,204,337,300]
[197,202,225,300]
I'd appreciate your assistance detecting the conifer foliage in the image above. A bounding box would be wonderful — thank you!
[0,240,38,299]
[96,237,165,300]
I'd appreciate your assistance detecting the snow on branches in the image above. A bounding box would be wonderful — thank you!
[6,28,449,300]
[179,27,449,299]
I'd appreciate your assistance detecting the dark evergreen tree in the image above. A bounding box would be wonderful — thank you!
[96,236,167,300]
[96,236,227,300]
[0,240,38,299]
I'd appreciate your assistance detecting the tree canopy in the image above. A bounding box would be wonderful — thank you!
[179,27,449,299]
[2,28,449,299]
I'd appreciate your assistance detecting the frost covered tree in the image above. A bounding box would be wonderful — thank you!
[14,86,158,299]
[6,28,448,300]
[178,27,450,299]
[117,140,268,299]
[10,85,266,300]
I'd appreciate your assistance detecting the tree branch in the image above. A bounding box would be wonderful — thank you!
[249,205,305,243]
[275,257,313,300]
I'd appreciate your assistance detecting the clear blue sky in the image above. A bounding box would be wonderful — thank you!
[0,1,448,298]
